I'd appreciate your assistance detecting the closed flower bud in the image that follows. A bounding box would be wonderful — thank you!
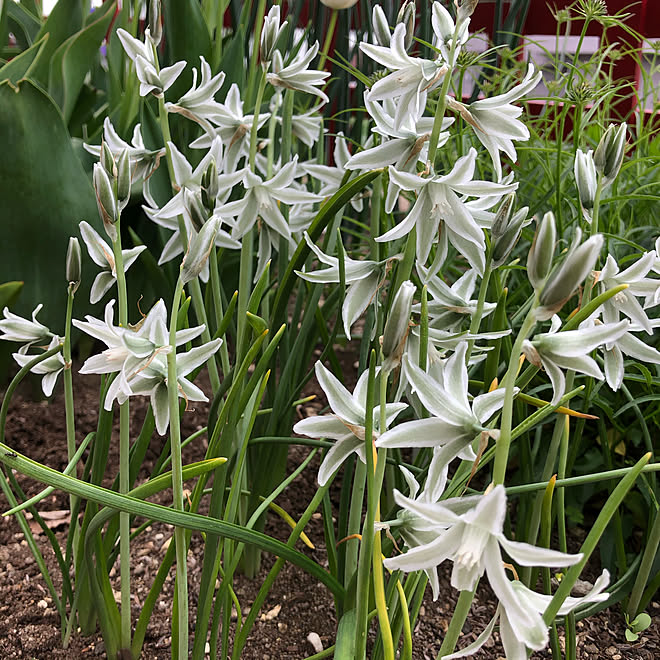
[537,233,603,320]
[396,1,416,50]
[382,280,415,371]
[527,211,556,290]
[372,5,391,46]
[492,196,529,268]
[66,237,82,294]
[184,189,209,231]
[260,5,285,66]
[148,0,162,47]
[181,217,220,284]
[93,162,118,240]
[101,141,117,179]
[594,123,626,185]
[116,149,131,211]
[201,158,219,212]
[458,0,479,25]
[574,149,597,213]
[321,0,359,9]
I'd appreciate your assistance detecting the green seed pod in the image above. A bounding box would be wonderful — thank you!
[527,212,556,291]
[116,149,131,211]
[66,237,82,294]
[181,217,220,284]
[594,123,626,186]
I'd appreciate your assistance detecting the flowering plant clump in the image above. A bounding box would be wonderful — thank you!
[0,1,658,659]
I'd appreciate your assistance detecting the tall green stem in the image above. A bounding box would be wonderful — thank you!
[436,586,477,659]
[319,9,338,71]
[167,278,189,660]
[63,286,77,519]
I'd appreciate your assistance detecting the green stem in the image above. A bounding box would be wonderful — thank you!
[63,285,77,521]
[208,247,230,376]
[466,253,493,363]
[246,0,267,107]
[492,305,537,485]
[167,277,188,660]
[627,509,660,618]
[319,9,338,71]
[436,586,478,659]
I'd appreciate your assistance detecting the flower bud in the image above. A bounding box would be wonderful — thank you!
[101,141,117,179]
[492,196,529,268]
[184,189,208,231]
[181,217,220,284]
[381,280,415,371]
[527,211,556,290]
[260,5,285,66]
[93,162,118,240]
[457,0,479,26]
[574,149,596,213]
[148,0,162,47]
[201,158,219,212]
[537,233,604,320]
[116,149,131,211]
[321,0,359,9]
[594,123,626,186]
[372,5,391,46]
[396,1,416,51]
[66,237,82,294]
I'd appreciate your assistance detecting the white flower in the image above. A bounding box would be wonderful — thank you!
[165,56,226,123]
[448,64,542,180]
[522,319,629,405]
[13,336,65,397]
[116,28,185,97]
[216,158,323,241]
[79,221,146,304]
[267,41,330,102]
[360,24,448,131]
[293,361,407,485]
[277,105,323,147]
[444,570,610,659]
[598,252,659,334]
[377,346,508,496]
[296,233,395,340]
[379,148,518,272]
[384,485,585,654]
[431,1,470,66]
[0,304,54,349]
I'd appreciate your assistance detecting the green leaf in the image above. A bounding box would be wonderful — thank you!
[6,0,41,49]
[0,79,101,331]
[31,0,84,85]
[162,0,212,100]
[48,1,116,122]
[631,612,652,633]
[0,33,48,84]
[0,281,23,309]
[625,628,639,642]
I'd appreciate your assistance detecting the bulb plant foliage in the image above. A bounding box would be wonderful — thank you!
[0,1,658,660]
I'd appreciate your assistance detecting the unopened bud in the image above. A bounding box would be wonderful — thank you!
[148,0,162,47]
[396,1,416,50]
[574,149,597,213]
[321,0,359,8]
[372,5,391,46]
[116,149,131,211]
[458,0,479,26]
[201,158,219,212]
[93,162,118,240]
[101,142,117,179]
[66,237,81,294]
[492,196,529,268]
[184,189,208,231]
[381,280,415,371]
[537,233,604,320]
[181,217,220,284]
[594,123,626,186]
[527,212,556,290]
[260,5,285,66]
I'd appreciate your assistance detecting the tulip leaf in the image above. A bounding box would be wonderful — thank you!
[6,0,41,49]
[0,33,49,84]
[0,78,100,331]
[48,1,116,122]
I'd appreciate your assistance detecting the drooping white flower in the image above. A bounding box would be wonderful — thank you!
[447,64,542,180]
[384,485,584,655]
[13,336,65,397]
[0,304,54,350]
[116,28,185,97]
[293,361,407,485]
[522,319,629,405]
[79,221,146,304]
[267,41,330,103]
[360,24,448,131]
[431,1,471,67]
[378,148,518,272]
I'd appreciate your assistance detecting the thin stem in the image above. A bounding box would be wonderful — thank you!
[466,252,493,363]
[167,278,189,659]
[492,305,537,485]
[319,9,338,71]
[62,286,77,522]
[436,586,477,659]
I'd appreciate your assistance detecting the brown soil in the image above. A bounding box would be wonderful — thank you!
[0,367,658,659]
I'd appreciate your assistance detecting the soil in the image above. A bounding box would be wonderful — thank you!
[0,366,658,659]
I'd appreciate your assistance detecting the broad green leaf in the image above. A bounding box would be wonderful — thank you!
[0,0,8,53]
[0,281,23,310]
[6,0,41,49]
[31,0,84,85]
[0,33,48,84]
[162,0,212,99]
[0,79,101,331]
[48,1,116,122]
